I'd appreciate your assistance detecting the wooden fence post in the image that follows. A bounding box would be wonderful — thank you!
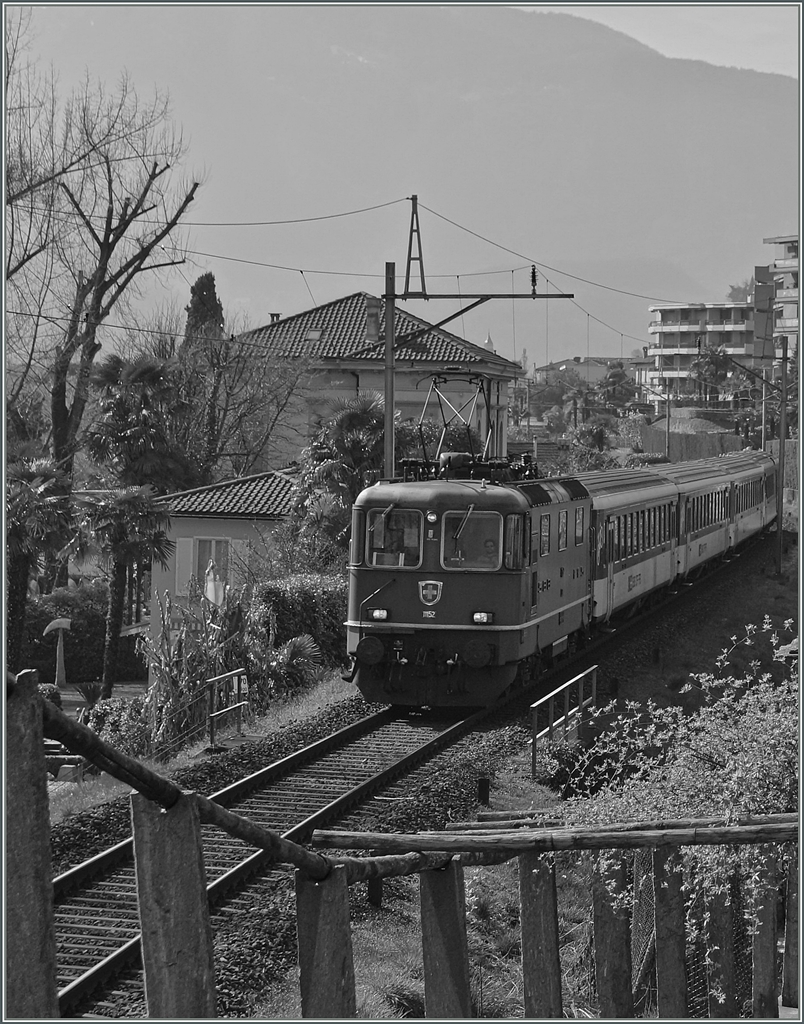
[208,681,216,747]
[782,852,798,1008]
[751,852,779,1018]
[295,864,356,1018]
[131,791,217,1017]
[5,670,60,1018]
[652,847,687,1018]
[592,854,634,1018]
[706,884,739,1018]
[420,860,472,1017]
[519,852,562,1017]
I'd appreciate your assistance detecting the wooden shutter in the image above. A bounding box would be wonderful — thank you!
[230,539,251,589]
[175,538,194,597]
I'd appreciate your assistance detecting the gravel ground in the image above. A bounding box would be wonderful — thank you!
[49,696,381,876]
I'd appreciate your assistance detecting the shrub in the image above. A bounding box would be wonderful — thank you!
[138,591,247,760]
[531,739,584,795]
[245,617,323,708]
[19,582,146,684]
[84,695,151,759]
[249,573,348,668]
[38,683,62,709]
[562,619,799,895]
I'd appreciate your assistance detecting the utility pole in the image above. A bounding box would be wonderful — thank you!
[384,262,396,479]
[665,395,671,461]
[379,199,573,477]
[761,368,767,449]
[776,337,788,575]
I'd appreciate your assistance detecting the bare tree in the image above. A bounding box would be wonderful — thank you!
[177,327,313,482]
[100,298,315,486]
[5,9,199,478]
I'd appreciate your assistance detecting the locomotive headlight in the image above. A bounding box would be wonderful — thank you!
[369,608,389,621]
[426,510,438,523]
[472,611,494,625]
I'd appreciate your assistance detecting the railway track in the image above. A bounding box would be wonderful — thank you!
[54,703,494,1016]
[51,533,775,1017]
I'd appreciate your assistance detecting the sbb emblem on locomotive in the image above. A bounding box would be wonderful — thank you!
[419,581,442,606]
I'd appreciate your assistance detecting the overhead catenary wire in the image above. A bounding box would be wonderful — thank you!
[14,190,676,351]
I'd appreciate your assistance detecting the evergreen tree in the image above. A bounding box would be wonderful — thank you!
[183,272,224,346]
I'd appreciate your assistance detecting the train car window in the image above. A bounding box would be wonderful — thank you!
[540,514,551,556]
[625,515,632,556]
[441,511,502,570]
[649,507,656,548]
[575,506,585,546]
[366,508,422,567]
[504,515,525,570]
[639,510,646,551]
[530,515,540,564]
[613,517,620,561]
[660,505,666,542]
[349,509,365,565]
[558,510,568,551]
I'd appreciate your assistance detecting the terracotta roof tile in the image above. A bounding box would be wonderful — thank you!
[239,293,521,374]
[165,471,296,519]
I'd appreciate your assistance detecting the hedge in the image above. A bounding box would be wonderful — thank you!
[84,695,151,759]
[249,572,348,667]
[19,582,147,684]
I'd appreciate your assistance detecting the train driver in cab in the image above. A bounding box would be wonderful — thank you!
[478,537,499,567]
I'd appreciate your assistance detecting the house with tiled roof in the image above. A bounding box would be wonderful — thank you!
[240,292,522,467]
[149,470,296,637]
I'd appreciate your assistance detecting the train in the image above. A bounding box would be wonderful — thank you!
[344,448,777,707]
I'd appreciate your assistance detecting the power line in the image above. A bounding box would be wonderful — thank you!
[417,203,658,348]
[172,245,532,281]
[417,202,687,305]
[21,196,410,229]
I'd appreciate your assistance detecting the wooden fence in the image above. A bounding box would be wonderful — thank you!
[530,665,597,767]
[206,668,249,748]
[6,670,799,1019]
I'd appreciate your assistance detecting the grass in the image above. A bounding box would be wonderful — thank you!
[47,669,357,825]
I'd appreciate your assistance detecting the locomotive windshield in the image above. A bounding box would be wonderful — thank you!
[441,511,502,570]
[366,508,422,567]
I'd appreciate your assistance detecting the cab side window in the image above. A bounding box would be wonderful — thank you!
[366,509,422,567]
[540,514,551,556]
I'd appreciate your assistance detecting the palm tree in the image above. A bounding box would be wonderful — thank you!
[72,488,173,698]
[597,361,635,410]
[85,353,199,492]
[687,344,737,403]
[5,457,69,672]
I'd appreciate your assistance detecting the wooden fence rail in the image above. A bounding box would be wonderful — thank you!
[206,668,249,748]
[6,670,799,1019]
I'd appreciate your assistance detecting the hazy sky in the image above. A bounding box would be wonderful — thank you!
[10,3,802,363]
[518,5,801,77]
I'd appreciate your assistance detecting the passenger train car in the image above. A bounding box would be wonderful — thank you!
[345,449,777,708]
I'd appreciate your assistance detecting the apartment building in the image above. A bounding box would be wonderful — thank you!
[646,300,773,400]
[763,234,799,360]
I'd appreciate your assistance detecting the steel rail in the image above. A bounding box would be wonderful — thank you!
[55,707,488,1015]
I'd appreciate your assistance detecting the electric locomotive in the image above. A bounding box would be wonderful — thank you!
[345,449,777,708]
